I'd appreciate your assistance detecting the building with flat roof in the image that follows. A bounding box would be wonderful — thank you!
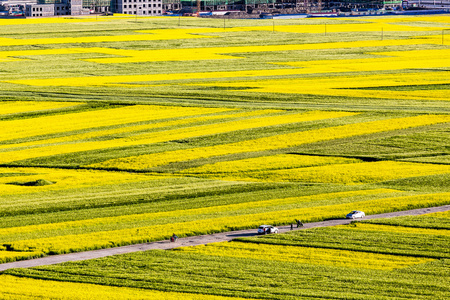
[114,0,163,15]
[407,0,450,9]
[25,0,84,16]
[3,0,446,17]
[1,0,88,16]
[1,0,116,16]
[169,0,404,14]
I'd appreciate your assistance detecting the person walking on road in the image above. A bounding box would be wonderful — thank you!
[170,233,178,242]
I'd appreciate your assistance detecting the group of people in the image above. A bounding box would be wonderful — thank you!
[170,233,178,242]
[290,219,303,230]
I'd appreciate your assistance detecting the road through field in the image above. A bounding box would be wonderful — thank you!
[0,205,448,272]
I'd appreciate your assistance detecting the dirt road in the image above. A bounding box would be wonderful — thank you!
[1,205,448,272]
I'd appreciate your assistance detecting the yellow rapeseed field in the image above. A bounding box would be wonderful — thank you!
[2,15,450,104]
[5,42,449,84]
[0,109,280,150]
[1,15,447,49]
[2,192,446,261]
[0,167,160,195]
[193,71,450,101]
[177,241,434,270]
[11,66,449,101]
[179,154,361,174]
[0,15,115,26]
[0,105,231,142]
[429,211,450,218]
[0,251,43,263]
[276,49,450,74]
[0,188,397,238]
[0,28,213,48]
[0,110,348,164]
[1,14,449,275]
[91,114,450,170]
[0,101,81,115]
[186,161,450,184]
[82,39,446,64]
[338,223,450,236]
[0,274,243,300]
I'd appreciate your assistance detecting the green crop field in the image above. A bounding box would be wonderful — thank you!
[0,13,449,299]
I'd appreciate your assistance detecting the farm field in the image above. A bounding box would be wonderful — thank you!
[0,13,449,299]
[2,212,449,299]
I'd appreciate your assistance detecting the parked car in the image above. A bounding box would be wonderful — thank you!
[258,225,278,235]
[346,210,365,219]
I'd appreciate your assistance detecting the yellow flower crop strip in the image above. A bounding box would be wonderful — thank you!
[312,71,450,101]
[0,109,280,151]
[0,45,229,64]
[91,114,450,170]
[2,15,446,48]
[0,188,397,238]
[203,161,450,184]
[266,18,448,34]
[0,105,231,142]
[0,110,347,164]
[195,71,450,101]
[0,101,81,116]
[8,49,448,88]
[6,69,307,87]
[0,167,160,196]
[344,88,450,102]
[82,39,440,64]
[180,154,361,174]
[0,16,113,26]
[2,36,443,67]
[0,28,215,47]
[87,111,356,170]
[121,111,354,144]
[365,15,450,24]
[337,223,450,237]
[246,192,450,225]
[177,241,434,270]
[428,211,450,218]
[276,49,450,75]
[2,191,443,262]
[0,48,101,63]
[0,251,43,263]
[0,141,130,164]
[14,66,450,101]
[0,275,244,300]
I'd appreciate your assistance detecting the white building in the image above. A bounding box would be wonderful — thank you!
[115,0,163,15]
[406,0,450,9]
[2,0,86,16]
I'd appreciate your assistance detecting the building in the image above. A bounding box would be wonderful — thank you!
[407,0,450,9]
[1,0,447,17]
[25,0,84,17]
[325,0,403,10]
[3,0,165,16]
[163,0,181,11]
[2,0,159,16]
[83,0,113,13]
[114,0,163,15]
[166,0,405,13]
